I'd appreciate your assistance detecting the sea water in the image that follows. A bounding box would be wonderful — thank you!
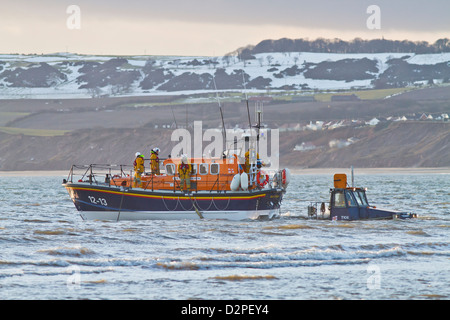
[0,173,448,300]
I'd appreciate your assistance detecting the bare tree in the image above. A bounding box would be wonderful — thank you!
[258,57,264,67]
[87,86,102,98]
[222,55,231,67]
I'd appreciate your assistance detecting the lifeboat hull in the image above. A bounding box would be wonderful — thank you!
[63,182,284,221]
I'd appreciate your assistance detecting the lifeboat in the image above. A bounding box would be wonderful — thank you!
[63,95,290,221]
[62,154,289,221]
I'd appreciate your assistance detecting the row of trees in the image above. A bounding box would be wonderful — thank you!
[237,38,450,58]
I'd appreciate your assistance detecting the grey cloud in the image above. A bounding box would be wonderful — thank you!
[3,0,449,32]
[79,0,450,31]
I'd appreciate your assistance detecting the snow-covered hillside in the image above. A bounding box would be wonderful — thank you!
[1,51,450,99]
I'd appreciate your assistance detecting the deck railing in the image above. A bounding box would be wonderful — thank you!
[65,164,275,193]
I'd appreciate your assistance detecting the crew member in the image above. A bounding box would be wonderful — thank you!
[150,147,160,175]
[243,149,262,174]
[178,154,192,192]
[133,152,145,188]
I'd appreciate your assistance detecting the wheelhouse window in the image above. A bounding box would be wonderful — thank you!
[333,190,346,207]
[210,163,220,175]
[199,163,208,175]
[191,164,197,175]
[165,163,175,175]
[345,190,358,207]
[354,190,368,206]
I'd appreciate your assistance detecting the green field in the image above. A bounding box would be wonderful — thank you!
[0,126,70,136]
[0,112,31,126]
[313,88,412,102]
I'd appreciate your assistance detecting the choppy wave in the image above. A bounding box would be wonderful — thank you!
[210,275,277,281]
[37,246,96,257]
[0,174,449,299]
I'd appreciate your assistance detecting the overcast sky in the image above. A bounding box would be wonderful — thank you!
[1,0,449,56]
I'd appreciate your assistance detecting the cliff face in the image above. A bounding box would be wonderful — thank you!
[1,75,449,171]
[280,122,450,168]
[1,122,448,171]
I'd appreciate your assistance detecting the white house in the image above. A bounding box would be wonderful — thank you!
[294,142,317,151]
[306,121,324,131]
[366,118,380,126]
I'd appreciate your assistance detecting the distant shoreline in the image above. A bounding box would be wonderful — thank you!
[0,170,69,177]
[0,167,449,177]
[289,167,450,175]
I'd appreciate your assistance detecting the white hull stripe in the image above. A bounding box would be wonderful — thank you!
[79,209,279,221]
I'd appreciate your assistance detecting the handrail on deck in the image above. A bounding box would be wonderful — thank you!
[65,163,275,192]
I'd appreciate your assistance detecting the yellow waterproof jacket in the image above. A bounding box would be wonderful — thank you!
[134,156,145,174]
[178,163,192,178]
[150,152,159,173]
[244,150,260,173]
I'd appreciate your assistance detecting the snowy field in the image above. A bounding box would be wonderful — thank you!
[1,52,449,99]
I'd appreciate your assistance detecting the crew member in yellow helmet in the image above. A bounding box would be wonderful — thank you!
[150,147,160,175]
[133,152,145,188]
[178,154,192,192]
[243,149,261,173]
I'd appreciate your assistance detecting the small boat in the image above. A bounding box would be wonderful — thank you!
[307,173,416,221]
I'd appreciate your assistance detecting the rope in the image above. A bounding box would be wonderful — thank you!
[173,174,203,219]
[188,193,204,219]
[212,196,231,211]
[193,197,214,211]
[178,197,194,211]
[116,188,126,222]
[162,196,179,211]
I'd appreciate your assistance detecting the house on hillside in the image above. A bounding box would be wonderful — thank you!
[366,118,380,126]
[293,142,317,151]
[329,137,358,149]
[323,120,342,130]
[306,121,324,131]
[393,116,408,121]
[329,139,350,149]
[279,123,302,132]
[352,119,365,126]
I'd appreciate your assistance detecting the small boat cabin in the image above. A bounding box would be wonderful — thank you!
[308,173,416,220]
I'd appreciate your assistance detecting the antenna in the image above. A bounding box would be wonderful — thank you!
[171,106,178,129]
[255,100,263,155]
[213,76,226,153]
[241,69,252,132]
[168,105,178,158]
[351,166,354,188]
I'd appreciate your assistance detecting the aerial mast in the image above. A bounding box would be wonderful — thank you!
[213,76,226,155]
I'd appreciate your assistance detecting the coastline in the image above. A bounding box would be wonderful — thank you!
[0,167,449,177]
[289,167,450,175]
[0,170,69,177]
